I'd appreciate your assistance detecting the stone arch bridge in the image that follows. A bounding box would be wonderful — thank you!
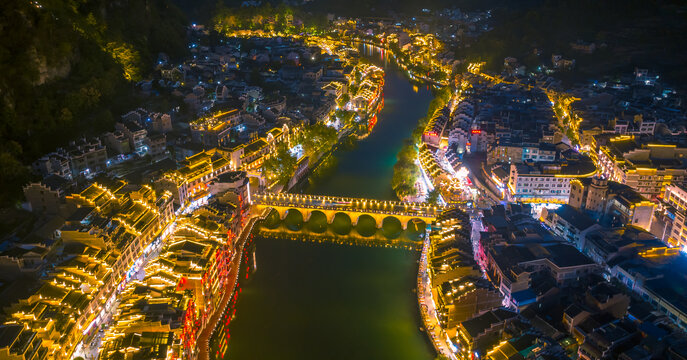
[251,193,447,230]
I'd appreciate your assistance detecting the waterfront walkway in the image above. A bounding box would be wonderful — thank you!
[197,209,270,360]
[418,230,458,360]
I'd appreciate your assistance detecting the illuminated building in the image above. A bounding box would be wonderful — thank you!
[190,109,241,147]
[99,212,233,360]
[507,156,597,203]
[422,108,449,148]
[434,277,502,331]
[456,308,517,357]
[663,184,687,248]
[487,143,557,165]
[349,64,383,112]
[4,246,118,359]
[0,324,47,360]
[219,124,288,172]
[596,136,687,199]
[568,177,655,231]
[156,150,232,206]
[428,211,500,332]
[1,181,175,359]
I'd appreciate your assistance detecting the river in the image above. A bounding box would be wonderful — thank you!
[210,43,436,360]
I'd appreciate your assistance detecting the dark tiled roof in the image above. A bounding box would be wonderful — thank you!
[554,204,596,230]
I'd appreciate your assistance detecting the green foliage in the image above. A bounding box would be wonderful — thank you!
[460,0,687,82]
[427,87,452,118]
[411,117,429,144]
[297,123,338,157]
[106,42,142,81]
[391,139,420,199]
[0,150,31,206]
[426,189,440,205]
[212,3,329,35]
[0,0,188,206]
[261,142,298,185]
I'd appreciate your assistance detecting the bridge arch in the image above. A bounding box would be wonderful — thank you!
[382,217,403,239]
[355,214,378,237]
[283,208,304,231]
[307,210,328,234]
[406,218,427,233]
[331,212,353,235]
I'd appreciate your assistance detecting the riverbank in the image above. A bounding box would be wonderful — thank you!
[199,208,271,360]
[418,229,457,360]
[208,42,436,359]
[213,234,434,360]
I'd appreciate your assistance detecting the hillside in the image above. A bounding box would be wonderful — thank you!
[459,0,687,84]
[0,0,188,205]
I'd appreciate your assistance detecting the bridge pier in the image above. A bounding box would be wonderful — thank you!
[325,211,336,225]
[302,209,312,222]
[255,194,440,234]
[374,216,383,229]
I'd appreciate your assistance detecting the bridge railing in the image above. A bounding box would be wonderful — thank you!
[251,192,449,218]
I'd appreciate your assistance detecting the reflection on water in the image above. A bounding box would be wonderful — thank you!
[211,45,436,360]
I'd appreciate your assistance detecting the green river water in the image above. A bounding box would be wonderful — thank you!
[211,44,436,360]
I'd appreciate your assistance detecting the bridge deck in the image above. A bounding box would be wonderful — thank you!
[252,193,445,219]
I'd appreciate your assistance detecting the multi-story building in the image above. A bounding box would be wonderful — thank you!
[423,108,450,148]
[605,244,687,330]
[144,133,167,158]
[101,131,131,155]
[23,174,71,216]
[67,138,108,177]
[508,156,597,203]
[4,182,174,359]
[115,121,148,153]
[456,308,518,357]
[32,152,72,180]
[568,177,655,231]
[597,136,687,200]
[190,109,241,147]
[156,150,232,206]
[219,125,288,172]
[485,241,599,306]
[152,113,173,133]
[541,204,601,249]
[480,205,600,307]
[0,324,47,360]
[488,142,557,164]
[4,245,119,359]
[99,211,235,360]
[663,184,687,248]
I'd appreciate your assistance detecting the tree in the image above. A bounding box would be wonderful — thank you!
[299,123,337,156]
[391,140,420,199]
[339,93,350,106]
[426,189,440,204]
[261,142,297,185]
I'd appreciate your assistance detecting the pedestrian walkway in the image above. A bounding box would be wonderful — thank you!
[417,229,457,360]
[197,209,269,360]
